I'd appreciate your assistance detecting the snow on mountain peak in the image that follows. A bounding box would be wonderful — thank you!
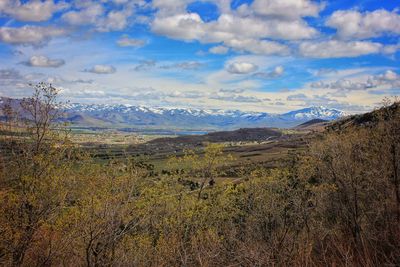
[285,106,346,120]
[62,103,346,119]
[58,102,347,129]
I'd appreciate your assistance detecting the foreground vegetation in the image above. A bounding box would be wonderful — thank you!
[0,84,399,266]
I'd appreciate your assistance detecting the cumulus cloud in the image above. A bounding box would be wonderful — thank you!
[312,79,373,91]
[152,13,203,41]
[22,55,65,68]
[299,40,382,58]
[209,45,229,55]
[151,1,317,56]
[311,70,400,91]
[253,66,284,79]
[224,38,289,55]
[96,7,134,32]
[226,62,258,74]
[0,26,67,46]
[61,2,104,26]
[84,65,116,74]
[0,0,69,22]
[152,13,318,42]
[326,9,400,39]
[62,1,137,32]
[117,35,146,47]
[251,0,324,20]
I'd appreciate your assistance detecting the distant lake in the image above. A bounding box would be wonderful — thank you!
[69,127,210,136]
[137,130,209,136]
[118,128,209,136]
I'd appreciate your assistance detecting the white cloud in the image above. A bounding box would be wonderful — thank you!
[224,38,289,55]
[253,65,284,79]
[226,62,258,74]
[62,3,104,26]
[84,65,116,74]
[210,93,263,103]
[251,0,324,20]
[0,26,67,46]
[210,14,318,41]
[160,61,205,70]
[132,60,204,71]
[152,0,189,15]
[117,36,146,47]
[299,40,382,58]
[311,68,338,77]
[45,76,93,85]
[326,9,400,39]
[376,70,399,82]
[0,68,24,87]
[62,1,135,32]
[96,8,133,32]
[287,93,308,101]
[311,79,372,91]
[22,55,65,68]
[209,45,229,54]
[219,88,245,94]
[110,0,135,5]
[0,0,69,22]
[310,70,400,91]
[151,1,318,56]
[166,90,204,98]
[382,43,400,55]
[152,13,318,42]
[133,60,157,71]
[273,66,285,76]
[152,13,204,41]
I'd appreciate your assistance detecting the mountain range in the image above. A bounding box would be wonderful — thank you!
[0,97,347,130]
[61,103,346,129]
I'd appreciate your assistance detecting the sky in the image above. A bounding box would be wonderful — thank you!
[0,0,399,113]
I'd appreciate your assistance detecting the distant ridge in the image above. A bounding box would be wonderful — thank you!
[294,119,329,131]
[0,97,347,130]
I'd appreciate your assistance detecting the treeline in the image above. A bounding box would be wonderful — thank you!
[0,84,399,266]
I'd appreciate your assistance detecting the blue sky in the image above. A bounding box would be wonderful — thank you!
[0,0,399,113]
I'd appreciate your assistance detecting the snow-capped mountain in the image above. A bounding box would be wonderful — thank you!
[281,106,346,121]
[61,103,346,129]
[62,103,264,118]
[0,97,347,129]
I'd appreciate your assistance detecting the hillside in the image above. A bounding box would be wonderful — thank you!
[327,102,400,131]
[2,85,399,267]
[294,118,329,131]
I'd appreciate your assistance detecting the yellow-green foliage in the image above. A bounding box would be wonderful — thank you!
[1,86,399,266]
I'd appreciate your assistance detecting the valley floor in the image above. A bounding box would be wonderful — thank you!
[1,102,400,266]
